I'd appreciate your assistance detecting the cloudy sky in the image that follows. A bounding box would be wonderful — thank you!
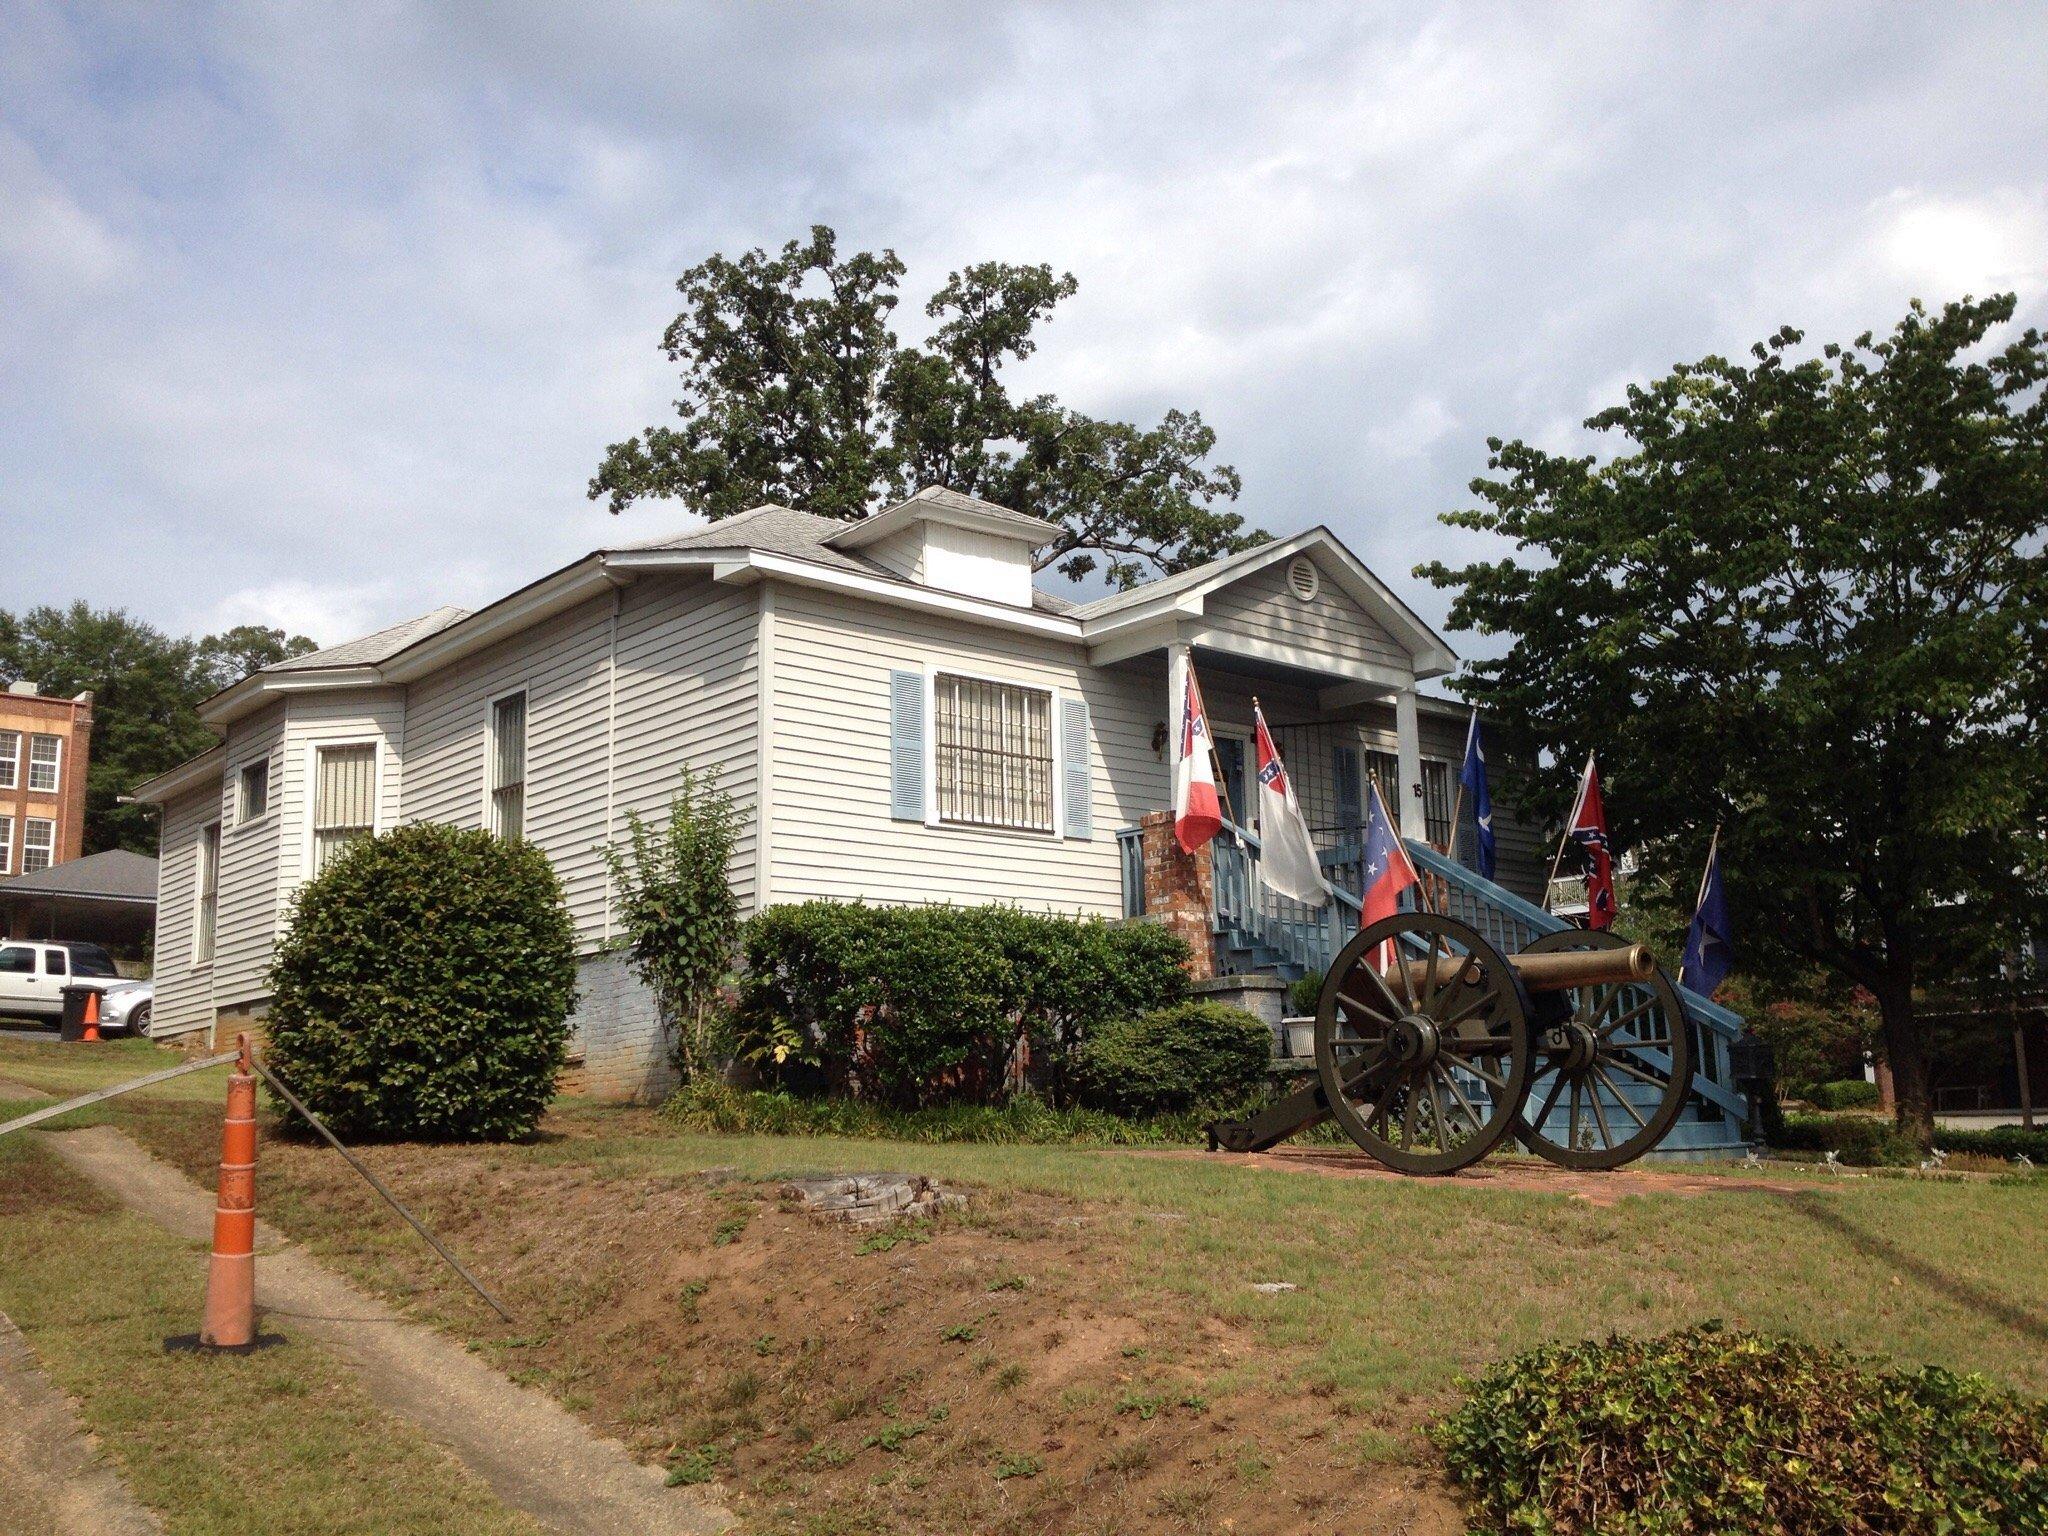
[4,2,2044,656]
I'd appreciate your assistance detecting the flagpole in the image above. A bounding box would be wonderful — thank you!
[1540,751,1594,915]
[1370,770,1438,916]
[1678,823,1722,989]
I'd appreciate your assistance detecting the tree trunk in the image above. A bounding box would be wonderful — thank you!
[1874,978,1934,1147]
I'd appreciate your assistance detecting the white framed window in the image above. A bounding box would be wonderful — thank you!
[237,757,270,823]
[0,729,18,790]
[311,743,377,877]
[195,822,220,964]
[0,815,12,875]
[23,817,55,874]
[932,672,1055,833]
[1364,748,1456,847]
[488,691,527,840]
[27,734,60,793]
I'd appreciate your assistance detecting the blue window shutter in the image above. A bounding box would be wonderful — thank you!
[1060,696,1092,839]
[889,670,925,821]
[1334,745,1362,834]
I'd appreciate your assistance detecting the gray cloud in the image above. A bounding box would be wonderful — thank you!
[2,1,2043,658]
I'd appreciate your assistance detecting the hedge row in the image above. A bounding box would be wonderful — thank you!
[1775,1113,2048,1166]
[1802,1078,1883,1111]
[733,902,1192,1108]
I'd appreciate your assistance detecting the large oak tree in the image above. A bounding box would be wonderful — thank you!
[1420,295,2048,1140]
[591,226,1263,588]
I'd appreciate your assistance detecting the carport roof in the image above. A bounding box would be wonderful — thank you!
[0,849,158,904]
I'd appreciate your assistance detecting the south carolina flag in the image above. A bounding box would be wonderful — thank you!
[1173,664,1223,853]
[1252,703,1329,905]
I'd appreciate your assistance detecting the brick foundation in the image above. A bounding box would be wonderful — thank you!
[1139,810,1215,981]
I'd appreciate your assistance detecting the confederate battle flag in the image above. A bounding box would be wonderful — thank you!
[1173,663,1223,853]
[1566,753,1616,930]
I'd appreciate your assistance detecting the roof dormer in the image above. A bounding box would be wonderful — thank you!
[824,486,1059,608]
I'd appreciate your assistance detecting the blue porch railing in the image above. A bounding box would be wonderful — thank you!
[1117,819,1751,1152]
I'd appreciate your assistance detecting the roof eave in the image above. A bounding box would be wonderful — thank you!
[126,744,225,805]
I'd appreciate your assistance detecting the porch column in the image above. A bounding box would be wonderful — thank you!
[1394,686,1425,840]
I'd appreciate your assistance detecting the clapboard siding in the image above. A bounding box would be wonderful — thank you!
[611,575,759,925]
[150,782,215,1037]
[402,593,616,944]
[1205,556,1406,672]
[276,691,407,911]
[1415,705,1548,905]
[212,704,287,1007]
[766,587,1156,914]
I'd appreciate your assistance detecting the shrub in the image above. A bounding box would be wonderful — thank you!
[266,823,578,1141]
[1939,1124,2048,1163]
[732,902,1189,1107]
[1807,1077,1882,1110]
[1075,1002,1272,1116]
[1773,1112,1922,1166]
[603,767,748,1082]
[1287,970,1323,1016]
[1432,1323,2048,1535]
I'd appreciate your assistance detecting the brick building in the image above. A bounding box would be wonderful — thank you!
[0,681,94,878]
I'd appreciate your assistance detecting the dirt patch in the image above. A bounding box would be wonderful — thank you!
[1142,1144,1816,1206]
[154,1128,1468,1536]
[0,1310,161,1535]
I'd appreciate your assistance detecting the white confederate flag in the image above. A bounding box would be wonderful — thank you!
[1253,703,1330,905]
[1173,663,1223,853]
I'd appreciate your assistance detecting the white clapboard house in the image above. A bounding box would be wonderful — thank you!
[134,486,1595,1100]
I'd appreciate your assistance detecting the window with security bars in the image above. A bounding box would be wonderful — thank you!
[0,730,18,790]
[312,743,377,876]
[22,818,54,874]
[933,674,1054,832]
[490,692,527,840]
[195,822,219,963]
[28,734,60,793]
[1364,750,1456,849]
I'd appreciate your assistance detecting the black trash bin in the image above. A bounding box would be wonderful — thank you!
[59,984,95,1041]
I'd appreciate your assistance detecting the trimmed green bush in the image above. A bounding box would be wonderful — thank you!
[1287,969,1323,1016]
[1941,1124,2048,1163]
[733,902,1189,1107]
[1076,1002,1272,1116]
[266,823,578,1141]
[1433,1323,2048,1535]
[1808,1077,1883,1110]
[1774,1112,1923,1166]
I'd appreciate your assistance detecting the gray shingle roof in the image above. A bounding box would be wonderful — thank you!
[267,605,472,672]
[614,504,1076,614]
[0,848,158,902]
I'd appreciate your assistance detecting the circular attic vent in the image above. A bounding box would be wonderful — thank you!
[1286,556,1320,602]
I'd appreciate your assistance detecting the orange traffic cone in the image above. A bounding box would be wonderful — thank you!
[198,1034,258,1349]
[80,989,100,1043]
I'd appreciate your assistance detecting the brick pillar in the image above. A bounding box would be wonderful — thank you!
[1140,810,1215,980]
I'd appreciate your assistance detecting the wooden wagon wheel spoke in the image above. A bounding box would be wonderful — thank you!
[1595,995,1660,1039]
[1600,1054,1677,1092]
[1593,1063,1651,1131]
[1425,1071,1449,1148]
[1587,1076,1616,1149]
[1437,986,1501,1031]
[1445,1051,1511,1091]
[1336,990,1398,1029]
[1528,1068,1568,1132]
[1435,1062,1485,1132]
[1355,962,1410,1021]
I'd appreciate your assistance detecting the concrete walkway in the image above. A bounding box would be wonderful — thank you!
[0,1311,163,1535]
[42,1124,733,1536]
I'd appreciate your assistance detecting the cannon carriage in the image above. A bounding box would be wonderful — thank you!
[1209,911,1695,1174]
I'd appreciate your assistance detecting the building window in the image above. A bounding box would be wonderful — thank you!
[195,822,219,964]
[238,757,270,822]
[0,815,11,875]
[933,673,1054,833]
[489,692,527,840]
[27,734,60,793]
[21,818,54,874]
[312,743,377,876]
[0,729,17,789]
[1362,752,1456,848]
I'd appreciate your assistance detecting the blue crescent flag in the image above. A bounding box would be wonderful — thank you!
[1459,711,1496,881]
[1680,839,1733,997]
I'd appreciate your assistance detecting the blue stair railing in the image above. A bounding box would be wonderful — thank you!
[1119,819,1751,1156]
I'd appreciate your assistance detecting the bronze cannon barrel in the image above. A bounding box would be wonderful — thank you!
[1506,942,1656,991]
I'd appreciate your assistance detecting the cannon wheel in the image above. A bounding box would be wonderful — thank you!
[1513,928,1694,1170]
[1315,912,1535,1175]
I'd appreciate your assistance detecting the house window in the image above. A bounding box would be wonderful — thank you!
[0,815,11,874]
[312,743,377,876]
[195,822,220,964]
[21,818,54,874]
[1362,751,1455,847]
[0,729,18,789]
[28,734,60,793]
[933,674,1054,833]
[238,757,270,822]
[1365,749,1401,821]
[489,692,527,840]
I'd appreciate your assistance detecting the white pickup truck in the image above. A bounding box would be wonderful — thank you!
[0,941,152,1034]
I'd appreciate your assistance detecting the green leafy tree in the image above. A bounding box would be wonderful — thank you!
[0,604,316,855]
[1420,295,2048,1143]
[603,767,749,1083]
[591,225,1262,588]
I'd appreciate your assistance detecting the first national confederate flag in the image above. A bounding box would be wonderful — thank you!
[1566,753,1616,930]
